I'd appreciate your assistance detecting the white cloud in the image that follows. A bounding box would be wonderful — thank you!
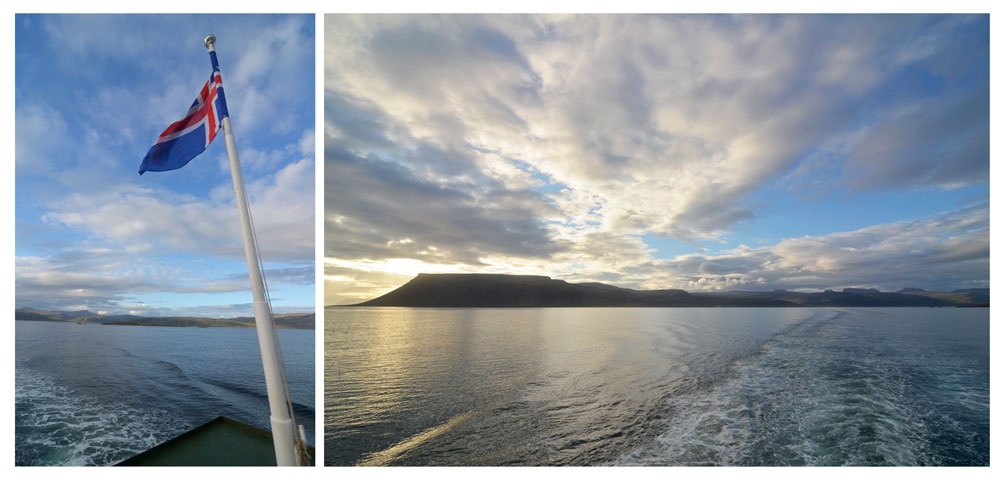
[298,129,315,156]
[15,103,69,174]
[16,245,313,315]
[42,158,314,263]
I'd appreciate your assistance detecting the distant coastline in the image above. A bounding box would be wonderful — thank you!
[14,308,315,330]
[340,273,989,308]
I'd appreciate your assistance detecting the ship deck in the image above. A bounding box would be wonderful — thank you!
[116,416,313,466]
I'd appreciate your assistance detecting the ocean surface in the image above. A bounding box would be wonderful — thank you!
[325,307,989,466]
[15,321,315,466]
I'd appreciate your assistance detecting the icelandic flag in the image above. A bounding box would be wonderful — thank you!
[139,53,229,175]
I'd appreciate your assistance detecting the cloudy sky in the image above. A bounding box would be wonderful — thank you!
[16,14,315,317]
[324,14,989,306]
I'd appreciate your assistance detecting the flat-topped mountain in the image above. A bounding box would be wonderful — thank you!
[357,273,698,307]
[14,309,315,329]
[353,274,988,308]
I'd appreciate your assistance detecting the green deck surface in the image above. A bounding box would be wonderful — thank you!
[116,416,312,466]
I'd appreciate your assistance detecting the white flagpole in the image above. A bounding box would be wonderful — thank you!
[204,34,300,467]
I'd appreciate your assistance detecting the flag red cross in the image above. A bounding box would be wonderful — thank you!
[154,71,224,148]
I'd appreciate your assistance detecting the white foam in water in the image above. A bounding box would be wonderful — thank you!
[614,309,972,466]
[15,367,192,466]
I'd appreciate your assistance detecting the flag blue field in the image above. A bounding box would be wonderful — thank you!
[139,67,226,175]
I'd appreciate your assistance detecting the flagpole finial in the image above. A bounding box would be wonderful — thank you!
[204,34,216,50]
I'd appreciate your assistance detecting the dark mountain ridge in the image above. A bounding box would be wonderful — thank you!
[14,309,315,329]
[352,273,989,308]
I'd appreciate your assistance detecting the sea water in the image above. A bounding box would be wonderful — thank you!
[15,321,315,466]
[324,307,988,466]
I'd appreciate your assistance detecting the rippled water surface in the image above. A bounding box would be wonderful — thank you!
[16,321,315,466]
[325,307,988,466]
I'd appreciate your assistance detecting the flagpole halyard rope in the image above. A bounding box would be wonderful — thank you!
[239,176,309,464]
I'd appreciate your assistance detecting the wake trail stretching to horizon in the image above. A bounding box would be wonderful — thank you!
[326,307,988,466]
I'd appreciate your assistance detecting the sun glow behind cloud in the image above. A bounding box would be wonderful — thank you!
[324,14,989,305]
